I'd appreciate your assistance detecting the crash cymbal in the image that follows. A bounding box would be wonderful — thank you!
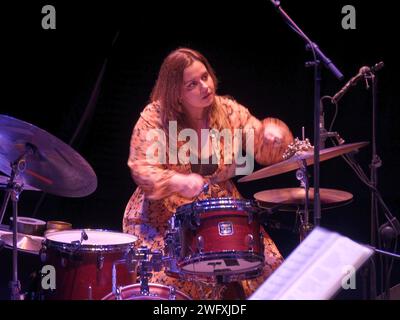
[0,175,40,191]
[0,233,43,254]
[0,115,97,197]
[238,142,368,183]
[254,187,353,211]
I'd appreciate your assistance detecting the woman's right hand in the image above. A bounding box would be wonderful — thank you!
[170,173,205,198]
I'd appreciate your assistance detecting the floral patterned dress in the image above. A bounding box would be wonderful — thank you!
[123,96,293,299]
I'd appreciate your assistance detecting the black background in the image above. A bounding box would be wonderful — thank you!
[1,0,399,300]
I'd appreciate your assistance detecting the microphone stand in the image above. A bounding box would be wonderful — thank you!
[367,71,400,300]
[369,70,379,300]
[270,1,343,228]
[327,66,400,299]
[366,243,400,300]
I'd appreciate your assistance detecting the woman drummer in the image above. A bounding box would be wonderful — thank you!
[123,48,293,299]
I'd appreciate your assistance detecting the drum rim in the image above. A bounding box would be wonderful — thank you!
[45,228,137,252]
[178,250,264,274]
[101,283,192,300]
[179,253,264,281]
[175,197,261,215]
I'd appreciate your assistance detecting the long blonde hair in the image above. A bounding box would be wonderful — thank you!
[150,48,230,132]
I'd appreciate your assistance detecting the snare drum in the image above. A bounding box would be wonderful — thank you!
[41,229,137,300]
[168,198,264,281]
[102,283,191,300]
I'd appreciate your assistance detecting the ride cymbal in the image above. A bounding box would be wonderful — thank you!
[254,187,354,211]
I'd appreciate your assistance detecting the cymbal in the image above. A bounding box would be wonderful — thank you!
[9,216,47,236]
[0,115,97,197]
[0,233,43,254]
[238,142,368,183]
[254,187,353,211]
[0,175,40,191]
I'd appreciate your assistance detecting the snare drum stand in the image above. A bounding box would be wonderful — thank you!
[111,246,164,299]
[137,247,163,296]
[0,149,32,300]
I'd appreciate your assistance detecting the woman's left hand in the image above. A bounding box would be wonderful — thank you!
[263,122,284,146]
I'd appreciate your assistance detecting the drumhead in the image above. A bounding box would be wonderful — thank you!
[45,229,137,251]
[180,252,264,276]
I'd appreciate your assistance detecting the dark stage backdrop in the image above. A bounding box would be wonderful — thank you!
[1,1,399,299]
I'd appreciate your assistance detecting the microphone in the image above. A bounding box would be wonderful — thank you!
[331,66,369,103]
[270,0,281,8]
[369,61,385,74]
[331,61,384,104]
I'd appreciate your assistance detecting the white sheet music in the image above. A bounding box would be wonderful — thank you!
[249,227,374,300]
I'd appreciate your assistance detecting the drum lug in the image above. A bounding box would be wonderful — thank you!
[168,286,177,300]
[245,234,254,252]
[196,235,204,253]
[61,257,68,268]
[97,254,104,270]
[248,212,254,224]
[87,285,93,300]
[115,286,122,300]
[39,245,47,263]
[188,204,201,230]
[190,214,200,231]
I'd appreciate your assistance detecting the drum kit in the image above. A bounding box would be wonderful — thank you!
[0,114,368,300]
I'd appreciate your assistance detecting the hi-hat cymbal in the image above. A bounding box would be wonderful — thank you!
[0,233,43,254]
[254,187,353,211]
[0,175,40,191]
[0,115,97,197]
[238,142,368,183]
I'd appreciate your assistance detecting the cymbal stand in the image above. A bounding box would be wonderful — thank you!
[296,159,313,242]
[0,185,12,225]
[0,148,32,300]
